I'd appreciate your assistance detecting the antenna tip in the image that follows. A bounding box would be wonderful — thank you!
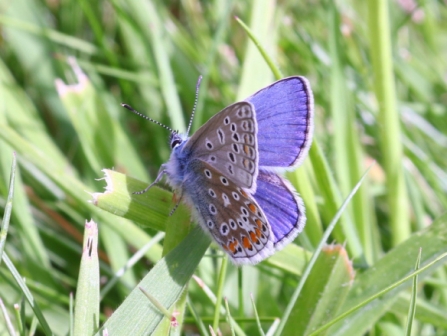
[121,103,135,112]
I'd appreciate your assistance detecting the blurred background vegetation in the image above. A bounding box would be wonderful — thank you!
[1,0,447,335]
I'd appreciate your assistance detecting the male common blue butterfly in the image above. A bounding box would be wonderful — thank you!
[123,76,313,265]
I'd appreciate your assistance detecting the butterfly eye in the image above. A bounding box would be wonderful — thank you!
[171,139,182,148]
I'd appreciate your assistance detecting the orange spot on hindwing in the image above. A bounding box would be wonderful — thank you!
[249,231,259,244]
[242,236,252,250]
[228,241,237,254]
[248,203,257,213]
[244,145,250,155]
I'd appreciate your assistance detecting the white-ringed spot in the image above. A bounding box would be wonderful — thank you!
[217,129,225,144]
[209,204,217,215]
[242,120,253,132]
[220,223,229,236]
[244,134,254,145]
[204,169,212,178]
[243,159,255,172]
[205,139,213,150]
[224,116,230,125]
[220,176,229,186]
[229,219,237,229]
[241,207,249,216]
[207,220,214,228]
[228,152,236,163]
[232,143,239,153]
[208,189,216,198]
[230,123,237,132]
[232,191,240,200]
[222,193,230,207]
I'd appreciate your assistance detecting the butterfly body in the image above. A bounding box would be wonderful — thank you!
[140,76,313,265]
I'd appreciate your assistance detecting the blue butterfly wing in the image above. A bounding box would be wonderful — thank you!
[245,76,313,169]
[252,170,305,250]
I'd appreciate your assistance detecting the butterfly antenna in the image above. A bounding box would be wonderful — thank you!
[121,104,175,133]
[186,75,203,136]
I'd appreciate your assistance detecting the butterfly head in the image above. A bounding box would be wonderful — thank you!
[169,131,188,151]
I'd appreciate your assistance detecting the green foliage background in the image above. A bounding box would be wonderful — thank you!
[0,0,447,335]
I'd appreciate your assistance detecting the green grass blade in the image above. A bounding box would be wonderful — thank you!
[73,220,100,336]
[1,253,52,335]
[96,226,209,335]
[187,298,209,336]
[392,293,447,328]
[0,126,163,263]
[0,298,15,335]
[0,153,16,264]
[213,257,228,332]
[283,245,354,335]
[100,232,165,300]
[312,250,447,335]
[405,248,421,336]
[275,163,373,335]
[328,2,374,263]
[92,169,169,232]
[250,294,265,336]
[324,213,447,335]
[368,0,410,245]
[235,15,282,83]
[309,141,363,258]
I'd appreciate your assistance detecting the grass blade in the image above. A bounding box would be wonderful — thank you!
[275,163,374,335]
[368,0,410,245]
[73,220,100,336]
[405,248,422,336]
[0,152,16,265]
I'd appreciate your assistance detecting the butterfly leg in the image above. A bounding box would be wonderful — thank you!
[134,167,167,195]
[169,189,184,216]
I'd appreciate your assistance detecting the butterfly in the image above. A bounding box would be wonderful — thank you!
[123,76,313,265]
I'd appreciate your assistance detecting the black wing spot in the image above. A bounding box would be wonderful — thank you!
[229,219,237,229]
[232,143,239,153]
[220,176,229,185]
[209,204,217,214]
[204,169,212,178]
[217,129,225,144]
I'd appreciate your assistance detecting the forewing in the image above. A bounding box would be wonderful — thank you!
[184,102,259,192]
[184,159,275,265]
[245,76,313,169]
[252,169,306,250]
